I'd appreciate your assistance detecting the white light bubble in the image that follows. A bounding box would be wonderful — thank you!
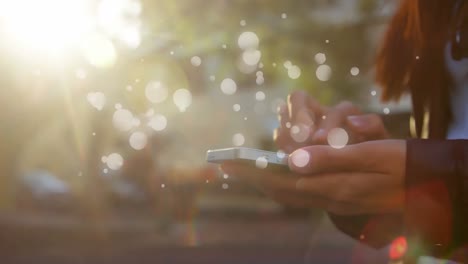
[290,124,310,143]
[277,150,287,159]
[371,90,377,96]
[288,65,301,79]
[383,107,390,115]
[223,174,229,179]
[272,62,277,67]
[101,156,108,163]
[75,68,87,79]
[322,115,327,120]
[350,67,360,76]
[325,39,330,44]
[126,85,133,91]
[238,31,259,50]
[416,56,420,60]
[148,114,168,131]
[240,20,246,26]
[161,183,165,188]
[170,51,174,55]
[120,27,141,49]
[129,131,148,150]
[222,44,227,49]
[290,125,299,134]
[107,153,124,170]
[92,132,96,136]
[146,108,155,117]
[145,81,168,104]
[233,104,241,112]
[258,62,264,69]
[281,13,287,19]
[87,92,106,111]
[283,60,292,69]
[133,118,141,127]
[314,53,326,64]
[113,109,135,131]
[242,49,261,66]
[244,117,248,120]
[103,168,109,174]
[173,89,192,112]
[82,34,117,68]
[115,103,122,110]
[286,122,291,128]
[209,75,216,81]
[191,56,202,67]
[222,183,229,190]
[291,149,310,168]
[255,91,266,101]
[256,71,263,77]
[232,133,245,146]
[238,61,257,74]
[256,77,265,85]
[327,128,349,149]
[316,65,332,81]
[220,78,237,95]
[255,156,269,169]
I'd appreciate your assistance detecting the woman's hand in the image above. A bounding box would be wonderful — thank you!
[274,90,390,153]
[222,140,406,215]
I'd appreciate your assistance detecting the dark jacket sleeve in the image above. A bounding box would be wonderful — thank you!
[329,139,468,259]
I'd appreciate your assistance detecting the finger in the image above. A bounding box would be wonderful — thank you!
[313,101,361,143]
[273,128,295,154]
[288,143,376,174]
[346,114,390,141]
[295,173,403,214]
[222,163,363,214]
[287,91,315,127]
[270,189,363,213]
[306,96,324,115]
[277,103,289,128]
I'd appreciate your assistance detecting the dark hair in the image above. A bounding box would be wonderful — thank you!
[375,0,456,138]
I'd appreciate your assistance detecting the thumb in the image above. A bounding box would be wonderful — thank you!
[288,143,373,174]
[346,114,389,140]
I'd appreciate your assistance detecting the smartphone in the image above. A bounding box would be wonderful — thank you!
[206,147,289,171]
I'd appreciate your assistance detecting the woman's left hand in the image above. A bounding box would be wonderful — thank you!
[221,140,406,215]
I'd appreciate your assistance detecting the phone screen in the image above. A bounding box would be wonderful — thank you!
[206,147,289,172]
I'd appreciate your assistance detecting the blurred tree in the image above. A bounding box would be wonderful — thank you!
[138,0,387,104]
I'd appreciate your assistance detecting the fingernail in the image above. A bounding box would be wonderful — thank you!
[347,115,366,127]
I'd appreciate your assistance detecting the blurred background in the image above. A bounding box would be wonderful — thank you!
[0,0,411,263]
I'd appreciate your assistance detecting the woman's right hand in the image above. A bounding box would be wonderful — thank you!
[274,90,390,153]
